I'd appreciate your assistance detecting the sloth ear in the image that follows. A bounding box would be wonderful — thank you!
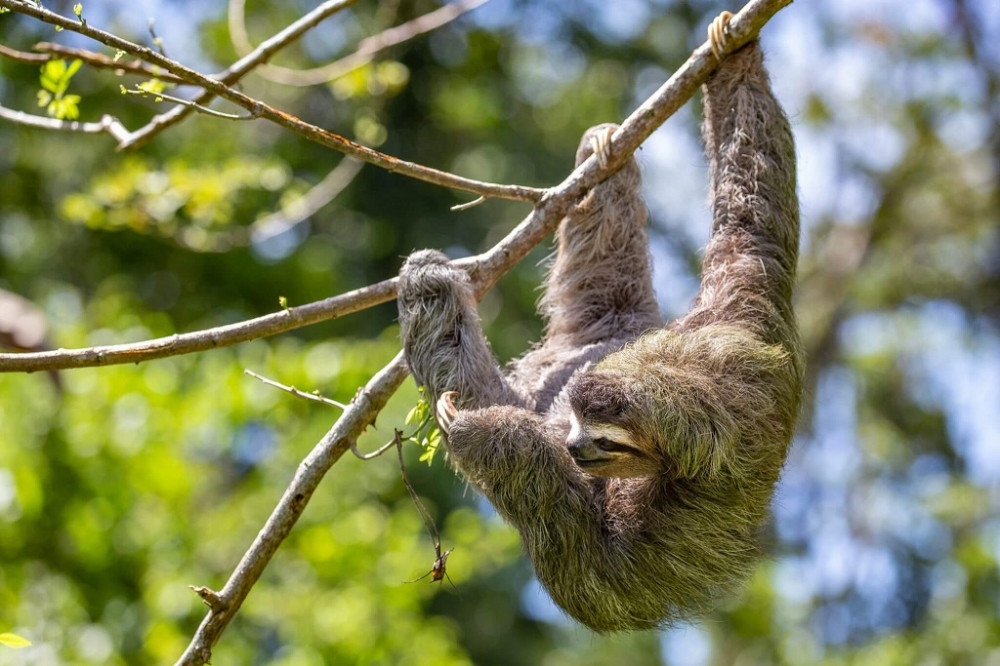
[570,371,631,422]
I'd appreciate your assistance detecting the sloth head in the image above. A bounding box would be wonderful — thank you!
[565,372,660,478]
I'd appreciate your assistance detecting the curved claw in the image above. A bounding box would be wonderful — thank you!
[708,10,733,61]
[588,125,615,169]
[436,391,459,435]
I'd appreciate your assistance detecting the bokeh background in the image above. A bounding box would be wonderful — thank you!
[1,0,998,663]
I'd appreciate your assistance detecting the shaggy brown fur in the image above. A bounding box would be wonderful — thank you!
[397,39,803,631]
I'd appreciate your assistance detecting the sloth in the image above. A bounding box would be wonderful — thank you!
[397,14,803,632]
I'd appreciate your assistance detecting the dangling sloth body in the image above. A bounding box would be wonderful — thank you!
[397,24,803,632]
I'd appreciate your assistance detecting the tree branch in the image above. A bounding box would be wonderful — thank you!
[119,0,361,149]
[0,103,130,140]
[0,279,396,372]
[229,0,490,87]
[32,42,189,84]
[169,2,793,662]
[0,0,542,201]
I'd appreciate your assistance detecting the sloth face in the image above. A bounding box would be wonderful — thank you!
[566,411,659,478]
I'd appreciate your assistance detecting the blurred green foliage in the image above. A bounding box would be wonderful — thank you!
[1,0,998,664]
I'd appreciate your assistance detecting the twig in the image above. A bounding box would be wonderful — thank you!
[394,429,440,545]
[349,438,396,460]
[450,195,486,212]
[33,42,188,84]
[0,103,130,140]
[171,3,794,662]
[0,0,542,201]
[121,0,361,149]
[249,157,364,244]
[0,279,397,372]
[175,351,409,666]
[230,0,490,87]
[121,86,255,120]
[243,368,347,409]
[0,42,49,64]
[147,19,167,58]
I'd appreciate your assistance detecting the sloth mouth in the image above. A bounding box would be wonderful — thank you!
[572,457,612,469]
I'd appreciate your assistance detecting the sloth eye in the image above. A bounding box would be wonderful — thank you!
[594,438,633,454]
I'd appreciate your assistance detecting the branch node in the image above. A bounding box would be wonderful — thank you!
[189,586,226,612]
[450,196,486,212]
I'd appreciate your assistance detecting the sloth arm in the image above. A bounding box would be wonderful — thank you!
[397,250,523,410]
[677,41,801,361]
[445,405,595,530]
[540,125,662,346]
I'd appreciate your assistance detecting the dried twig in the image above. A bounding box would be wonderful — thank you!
[243,369,347,409]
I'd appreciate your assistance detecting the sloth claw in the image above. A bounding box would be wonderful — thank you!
[708,10,733,61]
[436,391,459,435]
[588,125,615,169]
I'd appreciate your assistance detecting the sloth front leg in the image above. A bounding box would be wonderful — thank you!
[539,124,662,345]
[442,403,590,526]
[397,249,520,416]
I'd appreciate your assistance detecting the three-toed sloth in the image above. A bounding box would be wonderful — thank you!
[397,20,803,632]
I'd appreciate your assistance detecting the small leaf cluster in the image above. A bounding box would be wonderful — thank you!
[37,59,82,120]
[404,387,442,465]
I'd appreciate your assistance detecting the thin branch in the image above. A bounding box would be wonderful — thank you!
[0,42,48,63]
[0,103,130,140]
[33,42,189,84]
[175,351,409,666]
[450,195,485,212]
[0,279,396,372]
[230,0,490,87]
[350,438,396,460]
[121,85,255,120]
[243,368,347,409]
[171,2,793,662]
[120,0,360,149]
[249,157,364,245]
[0,0,542,202]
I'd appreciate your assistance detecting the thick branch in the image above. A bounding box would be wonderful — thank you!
[170,2,793,663]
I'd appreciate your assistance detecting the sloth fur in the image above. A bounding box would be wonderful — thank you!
[397,39,803,631]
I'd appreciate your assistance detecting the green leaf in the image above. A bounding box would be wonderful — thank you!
[278,296,288,309]
[36,89,52,108]
[73,3,83,17]
[113,49,125,62]
[137,79,167,95]
[0,633,31,648]
[39,59,67,93]
[50,95,81,120]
